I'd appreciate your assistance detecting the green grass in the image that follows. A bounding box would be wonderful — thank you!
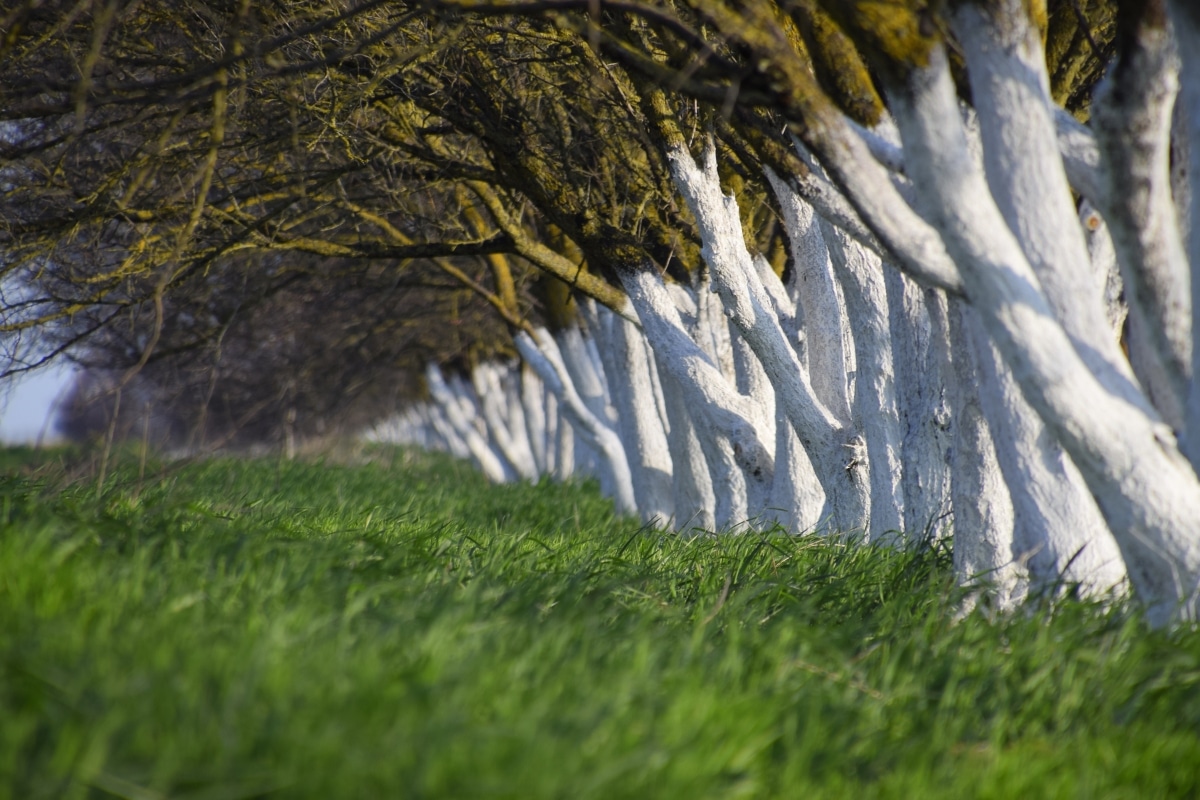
[2,447,1199,799]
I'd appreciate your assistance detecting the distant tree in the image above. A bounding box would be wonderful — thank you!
[55,248,520,449]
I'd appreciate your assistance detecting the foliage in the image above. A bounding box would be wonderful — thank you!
[0,0,1123,445]
[54,250,516,448]
[1,447,1198,798]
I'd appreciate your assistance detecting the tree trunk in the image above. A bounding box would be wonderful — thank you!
[514,329,637,515]
[889,40,1200,624]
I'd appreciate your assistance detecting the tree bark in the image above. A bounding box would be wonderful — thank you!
[947,302,1022,611]
[425,364,513,484]
[822,221,904,540]
[1091,4,1190,431]
[670,143,868,532]
[514,329,637,515]
[889,41,1200,625]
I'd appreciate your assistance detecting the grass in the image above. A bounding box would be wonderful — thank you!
[2,445,1199,799]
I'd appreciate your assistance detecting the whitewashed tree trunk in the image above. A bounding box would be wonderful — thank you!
[1090,9,1190,433]
[674,286,757,529]
[954,1,1138,595]
[766,168,853,425]
[1080,201,1129,341]
[731,327,776,461]
[754,253,799,358]
[432,404,475,461]
[556,325,612,489]
[887,271,953,539]
[822,221,904,540]
[947,302,1022,610]
[425,364,512,484]
[514,329,636,514]
[446,372,518,482]
[520,363,550,477]
[669,144,869,533]
[602,307,675,525]
[1172,82,1193,251]
[767,406,826,532]
[695,266,738,386]
[954,2,1146,407]
[552,391,573,481]
[473,362,538,481]
[970,316,1123,596]
[617,266,773,529]
[680,359,751,529]
[658,365,717,533]
[1167,1,1200,472]
[888,39,1200,624]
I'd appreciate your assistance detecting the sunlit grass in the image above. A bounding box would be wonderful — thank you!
[2,446,1198,798]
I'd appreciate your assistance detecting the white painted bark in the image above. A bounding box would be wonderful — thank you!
[581,300,623,420]
[766,168,853,425]
[793,125,964,294]
[754,253,797,348]
[1171,86,1192,249]
[1091,12,1191,432]
[369,407,445,453]
[969,316,1124,596]
[657,365,717,533]
[1167,1,1200,472]
[889,42,1200,624]
[426,407,471,461]
[702,422,754,530]
[822,221,904,541]
[503,366,537,476]
[886,269,953,540]
[520,363,550,477]
[731,326,776,450]
[449,372,520,483]
[556,325,612,488]
[584,322,618,421]
[954,1,1146,414]
[682,300,755,530]
[473,362,538,481]
[952,1,1130,595]
[656,283,718,531]
[777,153,889,262]
[695,267,738,386]
[848,117,906,175]
[1054,108,1103,205]
[946,302,1022,611]
[616,266,774,528]
[664,280,756,529]
[767,402,826,533]
[1079,201,1128,341]
[605,307,675,525]
[668,145,868,532]
[425,363,512,484]
[642,321,671,435]
[666,279,698,316]
[552,391,574,481]
[515,329,636,514]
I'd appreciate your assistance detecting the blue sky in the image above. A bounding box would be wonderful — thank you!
[0,363,75,444]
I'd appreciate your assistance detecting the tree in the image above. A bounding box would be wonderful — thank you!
[4,0,1200,625]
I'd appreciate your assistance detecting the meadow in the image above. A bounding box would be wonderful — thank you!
[2,446,1198,799]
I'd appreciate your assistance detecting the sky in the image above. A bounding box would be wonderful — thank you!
[0,362,75,445]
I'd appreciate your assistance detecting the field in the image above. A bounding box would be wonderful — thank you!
[2,446,1199,799]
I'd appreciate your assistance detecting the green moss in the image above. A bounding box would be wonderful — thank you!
[793,1,885,125]
[1045,0,1117,120]
[837,0,939,75]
